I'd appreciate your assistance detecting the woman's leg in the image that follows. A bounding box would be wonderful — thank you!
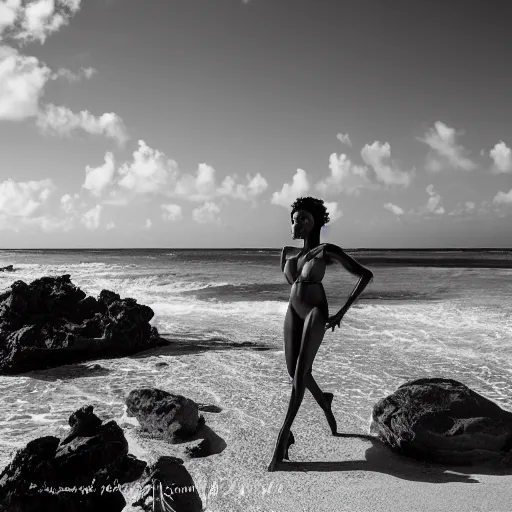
[283,303,330,414]
[268,306,327,471]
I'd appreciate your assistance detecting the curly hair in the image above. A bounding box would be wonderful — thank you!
[290,196,330,229]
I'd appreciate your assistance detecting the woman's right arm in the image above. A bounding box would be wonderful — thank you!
[280,246,294,272]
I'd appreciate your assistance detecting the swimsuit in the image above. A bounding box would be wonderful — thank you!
[283,244,327,285]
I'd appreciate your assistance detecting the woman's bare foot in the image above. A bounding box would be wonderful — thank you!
[267,430,295,472]
[323,392,337,435]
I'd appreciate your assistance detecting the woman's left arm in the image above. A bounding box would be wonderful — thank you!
[324,243,374,332]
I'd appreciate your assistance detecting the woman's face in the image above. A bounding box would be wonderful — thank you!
[291,209,314,239]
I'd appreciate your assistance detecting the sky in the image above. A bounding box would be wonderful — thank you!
[0,0,511,248]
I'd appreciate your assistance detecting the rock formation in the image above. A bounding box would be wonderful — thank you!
[0,405,146,512]
[371,377,512,466]
[0,274,167,374]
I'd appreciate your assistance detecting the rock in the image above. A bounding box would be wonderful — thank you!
[126,388,200,440]
[0,274,167,374]
[371,377,512,466]
[0,405,146,512]
[0,265,15,272]
[132,456,202,512]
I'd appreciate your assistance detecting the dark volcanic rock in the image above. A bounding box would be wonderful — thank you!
[0,405,147,512]
[0,264,15,272]
[126,388,200,440]
[371,377,512,466]
[132,456,202,512]
[0,274,166,374]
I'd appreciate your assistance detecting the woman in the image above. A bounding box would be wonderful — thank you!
[268,196,373,472]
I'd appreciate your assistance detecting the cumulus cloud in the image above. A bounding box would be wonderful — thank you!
[217,172,268,202]
[448,201,476,216]
[83,152,115,196]
[0,48,125,144]
[316,153,371,196]
[0,0,82,45]
[271,168,309,208]
[425,184,445,215]
[384,202,404,216]
[145,218,152,228]
[81,204,101,230]
[493,189,512,205]
[60,191,79,214]
[106,221,115,230]
[112,140,178,200]
[0,44,51,120]
[418,121,476,171]
[160,203,182,222]
[0,177,74,232]
[51,66,96,83]
[0,177,54,217]
[36,104,129,144]
[361,141,412,186]
[489,141,512,173]
[323,201,342,222]
[336,133,352,146]
[192,201,220,224]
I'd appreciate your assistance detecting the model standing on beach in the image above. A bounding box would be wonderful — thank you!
[268,196,374,472]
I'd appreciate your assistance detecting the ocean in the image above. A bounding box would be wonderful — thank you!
[0,248,511,473]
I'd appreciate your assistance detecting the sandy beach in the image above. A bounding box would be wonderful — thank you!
[106,339,512,512]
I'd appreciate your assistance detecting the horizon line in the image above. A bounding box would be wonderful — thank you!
[0,247,511,251]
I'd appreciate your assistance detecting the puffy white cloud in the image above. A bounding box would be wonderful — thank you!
[0,44,50,120]
[82,152,115,196]
[192,201,220,224]
[493,189,512,205]
[95,141,268,206]
[217,172,268,201]
[60,191,79,214]
[0,0,22,34]
[36,104,129,144]
[490,141,512,173]
[51,66,96,83]
[323,201,342,222]
[106,221,115,230]
[114,140,178,198]
[161,203,182,222]
[0,177,54,217]
[384,202,404,216]
[145,218,152,229]
[361,141,412,186]
[174,163,268,203]
[1,0,83,44]
[316,153,371,196]
[425,184,445,215]
[0,177,71,232]
[418,121,476,171]
[81,204,101,230]
[271,168,309,207]
[448,201,476,216]
[336,133,352,146]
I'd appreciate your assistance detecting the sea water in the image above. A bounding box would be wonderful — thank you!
[0,249,511,470]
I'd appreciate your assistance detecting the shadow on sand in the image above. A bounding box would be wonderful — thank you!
[130,337,275,359]
[275,433,512,483]
[24,362,112,381]
[20,337,273,380]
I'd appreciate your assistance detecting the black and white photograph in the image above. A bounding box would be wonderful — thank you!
[0,1,511,511]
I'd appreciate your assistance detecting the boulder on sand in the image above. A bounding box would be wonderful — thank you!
[132,455,202,512]
[371,377,512,466]
[0,405,147,512]
[126,388,201,440]
[0,274,167,374]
